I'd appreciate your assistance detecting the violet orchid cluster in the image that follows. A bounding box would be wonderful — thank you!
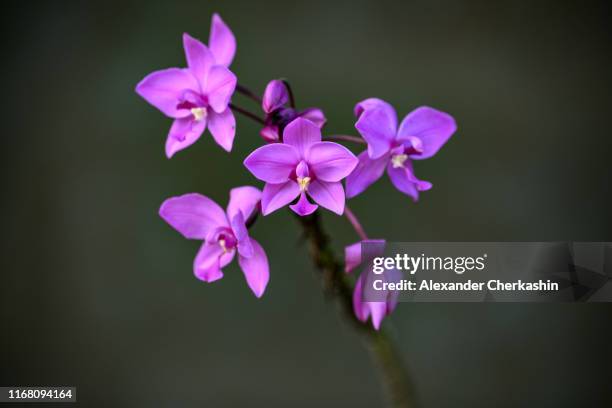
[136,14,457,329]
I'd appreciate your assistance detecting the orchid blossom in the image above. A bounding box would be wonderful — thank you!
[136,14,237,157]
[159,186,269,297]
[244,118,358,216]
[346,98,457,200]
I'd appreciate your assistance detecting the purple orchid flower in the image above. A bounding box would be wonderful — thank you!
[136,14,238,157]
[346,98,457,201]
[244,118,358,216]
[259,79,327,142]
[345,240,399,330]
[159,186,270,298]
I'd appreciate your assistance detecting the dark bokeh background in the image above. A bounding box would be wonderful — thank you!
[2,0,611,406]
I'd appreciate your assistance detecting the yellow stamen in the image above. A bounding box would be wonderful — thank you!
[191,107,207,122]
[297,176,311,192]
[391,154,408,168]
[219,238,228,253]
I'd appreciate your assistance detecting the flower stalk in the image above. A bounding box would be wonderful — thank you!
[325,135,367,145]
[295,212,417,408]
[239,82,418,407]
[229,103,265,125]
[344,205,368,241]
[236,83,262,104]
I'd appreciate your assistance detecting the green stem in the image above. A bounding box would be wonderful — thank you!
[294,212,417,408]
[229,103,265,125]
[324,135,367,145]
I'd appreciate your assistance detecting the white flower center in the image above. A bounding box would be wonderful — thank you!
[391,154,409,168]
[191,107,207,122]
[297,176,311,192]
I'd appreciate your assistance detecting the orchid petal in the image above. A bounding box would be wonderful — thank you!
[283,118,322,157]
[204,66,237,113]
[345,242,362,273]
[260,125,279,142]
[289,192,318,216]
[299,108,327,128]
[295,160,309,178]
[231,212,253,258]
[136,68,199,118]
[397,106,457,160]
[385,268,403,314]
[345,151,388,198]
[355,107,397,159]
[193,242,224,282]
[183,33,214,86]
[261,181,300,215]
[262,80,289,113]
[159,193,228,239]
[306,142,358,182]
[386,161,432,201]
[354,98,397,122]
[369,301,388,330]
[353,275,370,322]
[227,186,262,221]
[165,117,207,158]
[307,180,345,215]
[238,238,270,298]
[193,242,234,282]
[244,144,300,183]
[207,108,235,152]
[209,13,236,67]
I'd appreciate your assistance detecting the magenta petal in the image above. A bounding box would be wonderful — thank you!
[205,65,237,113]
[193,242,234,282]
[165,117,207,158]
[238,238,270,298]
[207,108,235,152]
[159,193,228,239]
[345,151,388,198]
[369,301,387,330]
[298,108,327,128]
[244,144,300,183]
[193,243,223,282]
[397,106,457,160]
[262,80,289,113]
[307,180,345,215]
[209,13,236,67]
[136,68,199,118]
[345,242,361,273]
[306,142,358,182]
[385,268,402,314]
[260,125,279,142]
[353,275,370,322]
[289,192,318,216]
[261,181,300,215]
[355,107,397,159]
[295,160,309,178]
[354,97,397,122]
[183,33,214,85]
[226,186,262,221]
[282,118,322,157]
[230,212,254,258]
[386,161,431,201]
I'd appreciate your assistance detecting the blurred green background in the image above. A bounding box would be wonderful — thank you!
[1,0,611,406]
